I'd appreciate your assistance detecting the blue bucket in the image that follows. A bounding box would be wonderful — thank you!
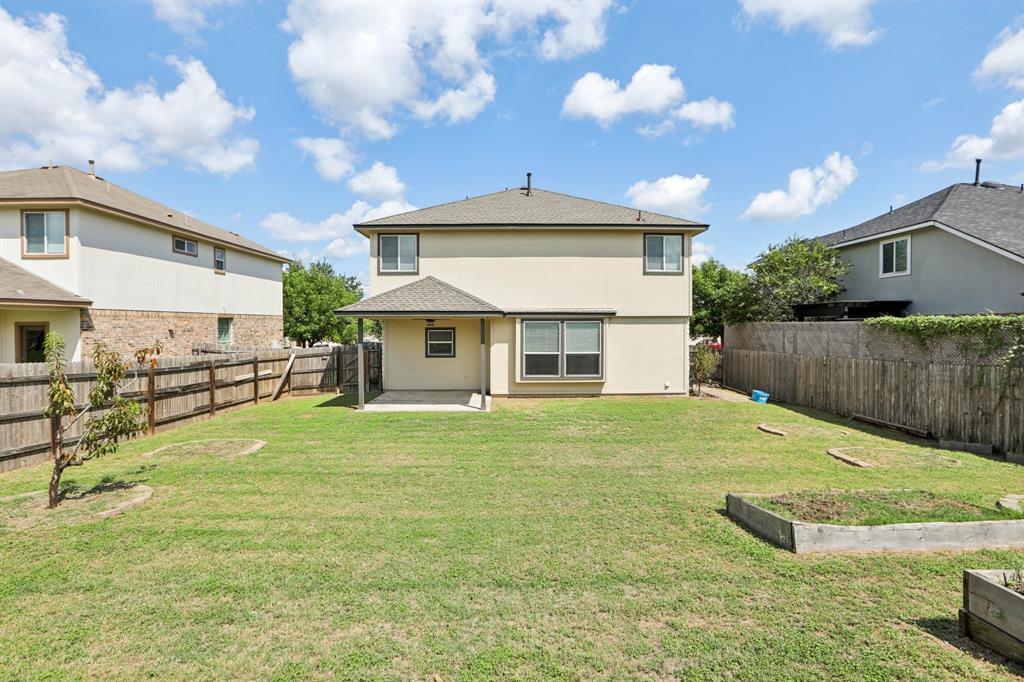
[751,390,770,404]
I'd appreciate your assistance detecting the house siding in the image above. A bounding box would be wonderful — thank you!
[382,318,482,390]
[836,226,1024,315]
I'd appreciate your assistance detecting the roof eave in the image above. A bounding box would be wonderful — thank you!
[0,298,92,308]
[354,222,709,237]
[335,309,503,317]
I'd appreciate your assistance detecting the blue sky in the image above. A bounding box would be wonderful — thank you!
[2,1,1022,284]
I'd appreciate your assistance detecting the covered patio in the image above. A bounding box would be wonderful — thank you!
[338,276,502,412]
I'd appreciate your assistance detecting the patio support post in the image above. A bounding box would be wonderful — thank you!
[357,318,365,410]
[479,319,486,411]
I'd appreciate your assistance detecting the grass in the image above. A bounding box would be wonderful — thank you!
[2,394,1024,680]
[757,489,1024,526]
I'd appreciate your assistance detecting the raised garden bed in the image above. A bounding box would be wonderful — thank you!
[826,446,961,469]
[142,439,266,460]
[726,491,1024,553]
[1,484,153,531]
[960,570,1024,663]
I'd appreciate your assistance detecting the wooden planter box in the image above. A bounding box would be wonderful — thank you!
[960,570,1024,663]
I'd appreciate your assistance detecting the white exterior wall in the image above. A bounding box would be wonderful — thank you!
[368,229,693,317]
[382,318,482,390]
[0,307,81,364]
[0,206,282,315]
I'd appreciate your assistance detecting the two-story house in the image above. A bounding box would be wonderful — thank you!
[0,164,288,362]
[815,174,1024,316]
[338,180,708,402]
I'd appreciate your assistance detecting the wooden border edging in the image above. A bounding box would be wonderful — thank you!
[726,493,1024,553]
[960,569,1024,663]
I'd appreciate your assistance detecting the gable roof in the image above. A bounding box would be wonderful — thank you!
[337,276,502,316]
[356,187,708,231]
[0,166,289,262]
[0,257,92,307]
[818,182,1024,260]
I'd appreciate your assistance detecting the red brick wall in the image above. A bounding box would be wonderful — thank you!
[79,308,283,357]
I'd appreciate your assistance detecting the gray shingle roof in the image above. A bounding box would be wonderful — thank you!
[337,276,502,315]
[0,257,92,307]
[356,187,707,229]
[818,182,1024,259]
[0,166,288,262]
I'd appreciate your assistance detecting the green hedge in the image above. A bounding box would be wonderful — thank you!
[865,314,1024,366]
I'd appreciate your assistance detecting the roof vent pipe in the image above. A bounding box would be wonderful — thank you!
[974,158,981,185]
[526,172,532,196]
[88,159,96,177]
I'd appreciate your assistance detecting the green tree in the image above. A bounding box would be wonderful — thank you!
[283,260,365,345]
[692,259,749,338]
[45,335,160,508]
[730,236,849,323]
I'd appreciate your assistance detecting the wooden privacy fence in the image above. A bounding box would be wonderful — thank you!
[723,322,1023,455]
[0,343,382,473]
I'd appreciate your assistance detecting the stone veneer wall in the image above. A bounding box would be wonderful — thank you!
[79,308,283,357]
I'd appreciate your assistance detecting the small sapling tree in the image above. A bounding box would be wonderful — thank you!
[691,344,721,396]
[44,334,161,508]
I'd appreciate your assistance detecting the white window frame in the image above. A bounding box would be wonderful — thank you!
[425,327,455,358]
[173,236,199,257]
[521,319,604,380]
[644,233,684,274]
[378,233,419,274]
[214,247,227,273]
[22,210,68,257]
[879,235,911,278]
[217,317,233,346]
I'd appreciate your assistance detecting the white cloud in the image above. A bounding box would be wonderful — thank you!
[0,9,257,175]
[672,97,735,130]
[975,21,1024,90]
[740,0,880,49]
[742,152,858,222]
[692,241,715,266]
[920,100,1024,172]
[625,174,711,218]
[347,162,406,201]
[282,1,612,139]
[636,120,677,139]
[562,64,685,127]
[296,137,354,182]
[151,0,234,36]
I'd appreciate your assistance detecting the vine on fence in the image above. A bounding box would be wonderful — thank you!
[865,314,1024,367]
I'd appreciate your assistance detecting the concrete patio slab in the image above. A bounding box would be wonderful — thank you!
[362,390,491,412]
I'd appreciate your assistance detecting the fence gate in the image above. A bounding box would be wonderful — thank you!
[338,343,382,393]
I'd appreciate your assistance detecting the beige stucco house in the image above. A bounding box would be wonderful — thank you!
[0,164,288,362]
[338,181,708,401]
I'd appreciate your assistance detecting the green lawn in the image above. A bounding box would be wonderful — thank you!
[2,395,1024,680]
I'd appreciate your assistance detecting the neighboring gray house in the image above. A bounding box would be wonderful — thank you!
[816,180,1024,315]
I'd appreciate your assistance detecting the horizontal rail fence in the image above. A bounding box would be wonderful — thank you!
[723,322,1023,454]
[0,344,381,473]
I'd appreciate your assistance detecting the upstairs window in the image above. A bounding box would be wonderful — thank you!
[880,236,910,277]
[644,234,683,273]
[23,211,67,257]
[379,234,418,273]
[214,247,226,272]
[173,236,198,257]
[425,328,455,357]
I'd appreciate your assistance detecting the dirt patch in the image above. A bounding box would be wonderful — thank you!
[760,489,998,525]
[142,439,266,460]
[826,446,960,469]
[1,483,153,531]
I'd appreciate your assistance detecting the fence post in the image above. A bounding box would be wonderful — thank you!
[208,361,216,416]
[252,356,260,405]
[147,364,156,435]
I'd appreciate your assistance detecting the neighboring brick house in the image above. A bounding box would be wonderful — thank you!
[0,164,287,362]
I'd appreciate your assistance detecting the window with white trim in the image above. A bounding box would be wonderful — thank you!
[522,320,603,379]
[880,236,910,277]
[425,328,455,357]
[379,234,418,272]
[214,247,226,272]
[644,234,683,273]
[173,236,198,256]
[23,211,67,256]
[217,317,233,346]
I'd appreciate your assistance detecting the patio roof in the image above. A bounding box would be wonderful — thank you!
[337,276,503,317]
[0,256,92,307]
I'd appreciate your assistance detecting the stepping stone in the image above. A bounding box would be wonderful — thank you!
[757,424,787,437]
[998,494,1023,512]
[827,447,873,468]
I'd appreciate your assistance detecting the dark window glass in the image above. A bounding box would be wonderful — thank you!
[524,354,559,376]
[566,354,600,376]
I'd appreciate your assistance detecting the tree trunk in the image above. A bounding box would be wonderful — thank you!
[48,460,63,509]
